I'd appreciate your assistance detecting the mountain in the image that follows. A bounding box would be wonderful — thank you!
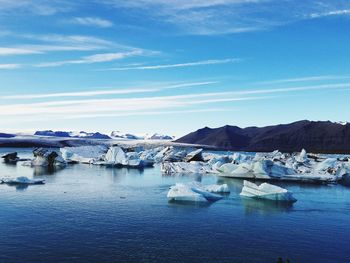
[34,130,111,139]
[110,131,175,140]
[176,120,350,153]
[0,133,15,138]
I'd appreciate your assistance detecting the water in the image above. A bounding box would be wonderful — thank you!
[0,148,350,263]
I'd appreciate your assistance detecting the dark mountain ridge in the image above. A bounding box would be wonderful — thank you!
[176,120,350,153]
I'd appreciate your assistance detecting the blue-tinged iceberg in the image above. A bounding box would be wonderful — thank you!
[1,176,45,185]
[167,182,227,203]
[240,180,297,202]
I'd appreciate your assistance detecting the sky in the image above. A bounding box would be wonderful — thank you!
[0,0,350,137]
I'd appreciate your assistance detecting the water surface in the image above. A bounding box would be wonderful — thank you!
[0,148,349,263]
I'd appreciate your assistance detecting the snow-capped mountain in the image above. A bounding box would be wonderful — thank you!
[34,130,111,139]
[110,131,174,140]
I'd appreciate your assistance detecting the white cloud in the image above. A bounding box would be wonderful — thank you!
[107,58,240,71]
[35,50,144,67]
[102,0,350,35]
[0,91,269,117]
[0,81,349,122]
[310,9,350,18]
[0,47,42,56]
[0,64,22,69]
[0,81,216,99]
[0,0,73,15]
[257,75,350,85]
[70,17,113,28]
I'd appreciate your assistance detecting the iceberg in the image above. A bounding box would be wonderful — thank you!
[1,176,45,185]
[104,146,152,168]
[167,183,225,203]
[240,180,297,202]
[161,161,214,175]
[184,148,203,162]
[2,152,20,163]
[31,148,66,167]
[104,146,127,165]
[296,149,308,163]
[60,145,108,164]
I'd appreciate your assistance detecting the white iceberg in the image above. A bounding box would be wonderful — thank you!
[104,146,152,168]
[104,146,127,165]
[60,145,108,164]
[167,183,225,203]
[240,180,297,202]
[161,161,215,175]
[1,176,45,185]
[296,149,308,163]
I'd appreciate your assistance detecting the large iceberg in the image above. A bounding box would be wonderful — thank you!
[31,148,66,167]
[240,180,297,202]
[167,182,227,203]
[60,145,108,164]
[104,146,153,168]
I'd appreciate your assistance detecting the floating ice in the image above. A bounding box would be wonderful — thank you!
[167,183,225,202]
[1,176,45,185]
[60,145,108,164]
[240,180,297,202]
[32,148,66,167]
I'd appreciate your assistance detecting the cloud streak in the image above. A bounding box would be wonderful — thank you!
[0,81,217,99]
[35,50,144,67]
[70,17,114,28]
[0,64,22,69]
[310,9,350,18]
[106,58,240,71]
[256,75,350,85]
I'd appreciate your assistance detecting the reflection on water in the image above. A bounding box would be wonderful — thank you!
[241,198,294,215]
[32,165,65,176]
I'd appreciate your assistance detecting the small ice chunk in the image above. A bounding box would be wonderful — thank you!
[296,149,308,163]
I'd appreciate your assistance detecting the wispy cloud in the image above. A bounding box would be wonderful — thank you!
[0,81,216,99]
[70,17,114,28]
[310,9,350,18]
[0,33,144,58]
[102,0,350,35]
[106,58,240,71]
[0,0,73,15]
[257,75,350,85]
[0,64,22,69]
[35,50,144,67]
[0,91,269,117]
[2,81,349,119]
[0,47,42,56]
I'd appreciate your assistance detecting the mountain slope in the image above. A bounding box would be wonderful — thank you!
[176,121,350,153]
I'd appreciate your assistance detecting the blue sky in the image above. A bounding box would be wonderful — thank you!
[0,0,350,136]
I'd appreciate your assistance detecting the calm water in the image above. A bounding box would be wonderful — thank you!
[1,148,350,263]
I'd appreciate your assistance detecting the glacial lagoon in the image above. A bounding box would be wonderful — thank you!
[1,148,350,263]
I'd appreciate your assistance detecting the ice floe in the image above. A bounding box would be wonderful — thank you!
[167,182,228,202]
[1,176,45,185]
[240,180,297,202]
